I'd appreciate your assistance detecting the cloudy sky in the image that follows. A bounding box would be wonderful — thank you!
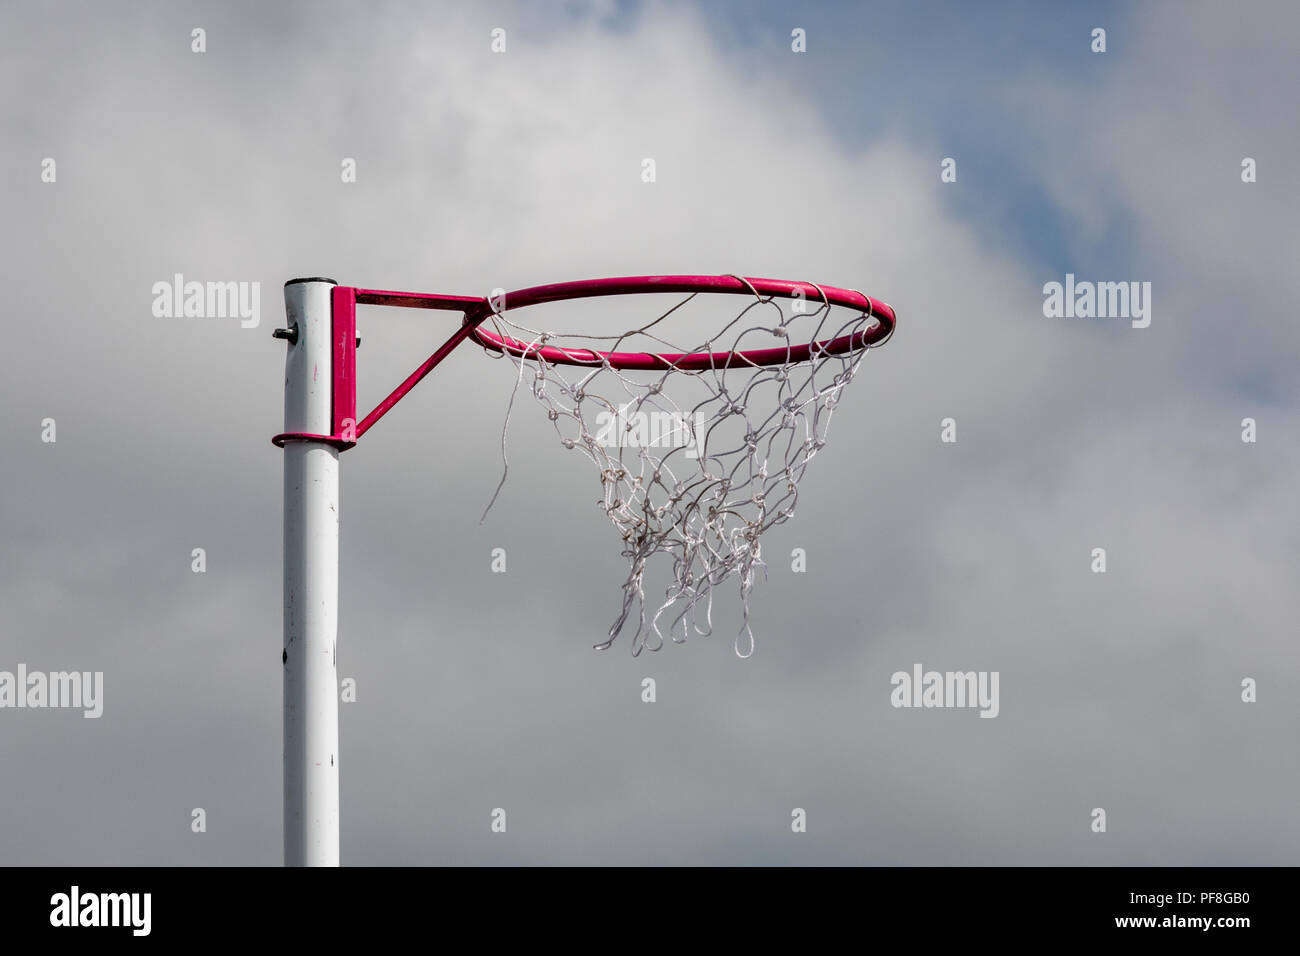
[1,0,1296,864]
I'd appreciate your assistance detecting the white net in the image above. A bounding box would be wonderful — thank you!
[479,278,889,657]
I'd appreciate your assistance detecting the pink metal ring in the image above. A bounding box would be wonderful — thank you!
[271,432,356,449]
[466,275,895,370]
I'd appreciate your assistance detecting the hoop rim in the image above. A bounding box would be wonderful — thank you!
[463,275,895,370]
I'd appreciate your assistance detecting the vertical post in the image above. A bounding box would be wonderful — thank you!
[281,278,341,866]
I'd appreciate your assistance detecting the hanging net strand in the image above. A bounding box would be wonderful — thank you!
[476,277,891,658]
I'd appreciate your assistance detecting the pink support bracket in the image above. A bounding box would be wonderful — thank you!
[272,285,491,451]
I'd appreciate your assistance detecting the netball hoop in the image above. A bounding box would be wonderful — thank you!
[274,275,896,865]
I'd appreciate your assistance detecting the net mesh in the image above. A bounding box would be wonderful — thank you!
[479,278,888,657]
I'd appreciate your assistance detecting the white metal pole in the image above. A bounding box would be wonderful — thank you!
[281,278,341,866]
